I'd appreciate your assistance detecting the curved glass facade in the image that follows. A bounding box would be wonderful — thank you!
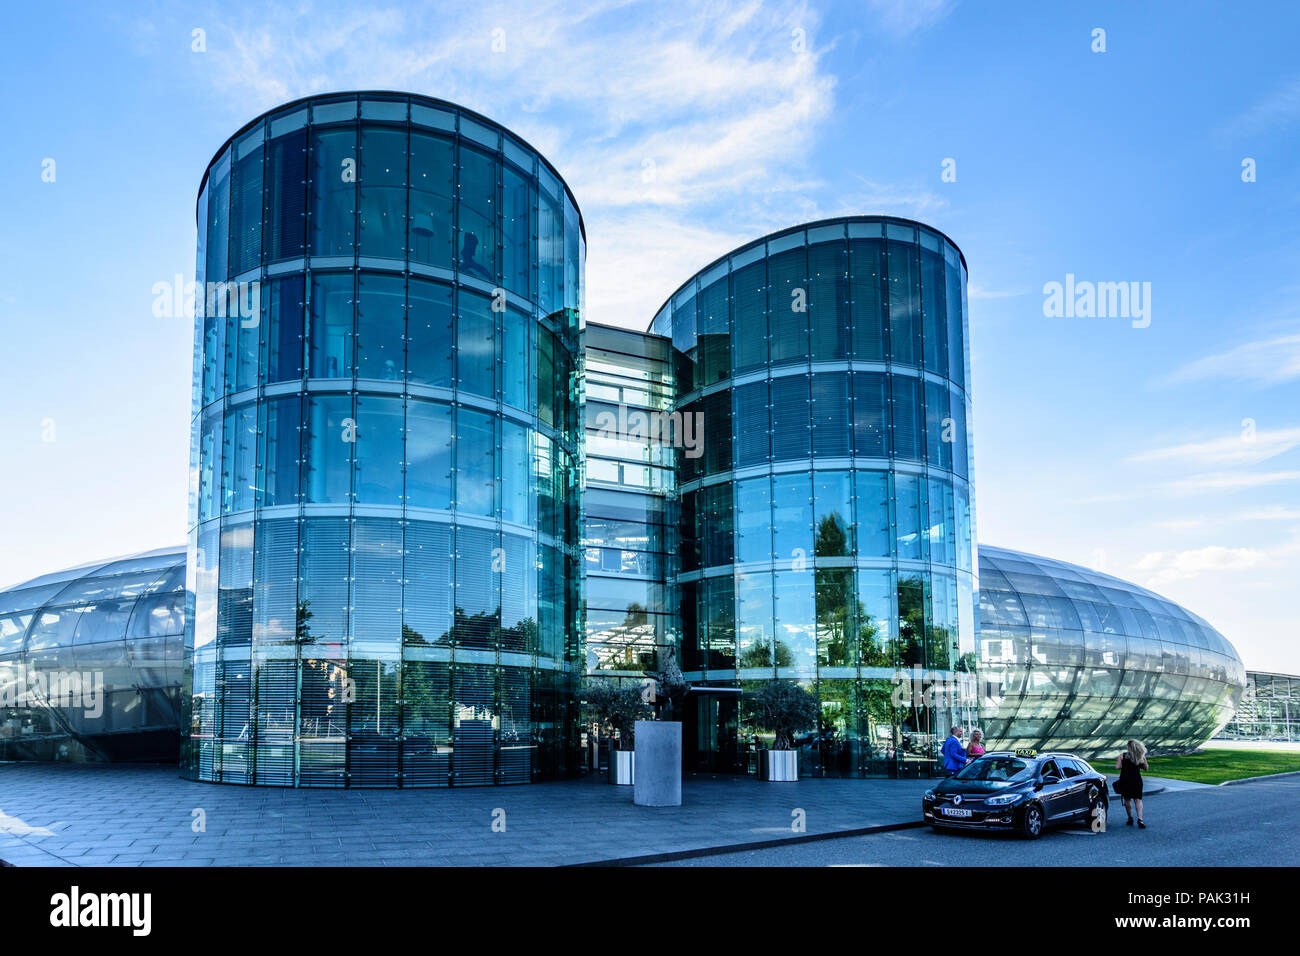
[650,216,978,778]
[1218,671,1300,742]
[976,545,1246,757]
[0,547,186,761]
[186,92,584,787]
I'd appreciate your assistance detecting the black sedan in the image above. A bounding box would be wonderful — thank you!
[922,750,1109,839]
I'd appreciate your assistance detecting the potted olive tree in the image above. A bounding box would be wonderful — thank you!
[751,680,819,782]
[583,677,651,785]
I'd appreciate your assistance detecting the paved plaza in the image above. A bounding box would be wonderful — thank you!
[0,762,933,867]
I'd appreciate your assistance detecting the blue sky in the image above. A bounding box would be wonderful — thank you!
[1,1,1297,671]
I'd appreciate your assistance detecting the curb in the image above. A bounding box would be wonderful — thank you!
[566,818,927,867]
[1220,769,1300,787]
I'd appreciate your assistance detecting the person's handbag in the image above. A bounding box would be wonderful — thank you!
[1112,779,1124,795]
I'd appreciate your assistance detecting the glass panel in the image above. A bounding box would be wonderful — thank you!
[405,399,452,510]
[808,240,848,361]
[407,278,453,387]
[309,127,356,256]
[356,272,405,381]
[304,394,354,504]
[229,143,263,276]
[771,472,813,567]
[221,403,258,514]
[921,245,948,375]
[502,164,535,298]
[895,473,926,561]
[774,570,815,672]
[309,273,354,379]
[811,372,850,457]
[501,420,530,525]
[816,568,856,667]
[264,274,304,384]
[735,476,772,564]
[732,260,767,373]
[354,394,405,506]
[892,374,922,461]
[849,238,884,361]
[456,289,497,399]
[503,308,531,410]
[768,246,808,365]
[733,380,769,467]
[408,131,454,270]
[358,126,407,260]
[736,570,774,669]
[770,374,810,462]
[854,470,891,558]
[857,568,894,665]
[263,129,307,262]
[260,396,301,508]
[813,470,852,557]
[456,408,495,516]
[298,518,350,646]
[698,276,730,385]
[457,144,498,283]
[887,237,919,366]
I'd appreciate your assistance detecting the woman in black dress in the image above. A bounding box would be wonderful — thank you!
[1114,739,1148,828]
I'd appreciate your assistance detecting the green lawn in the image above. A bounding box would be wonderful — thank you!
[1129,748,1300,785]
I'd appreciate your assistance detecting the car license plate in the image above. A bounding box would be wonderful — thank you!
[941,807,972,817]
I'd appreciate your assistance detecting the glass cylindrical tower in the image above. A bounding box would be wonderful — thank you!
[650,215,977,778]
[184,92,583,787]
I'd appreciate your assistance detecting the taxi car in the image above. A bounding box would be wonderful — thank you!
[922,750,1108,839]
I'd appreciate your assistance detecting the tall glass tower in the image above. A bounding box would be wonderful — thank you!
[649,216,978,778]
[185,92,583,787]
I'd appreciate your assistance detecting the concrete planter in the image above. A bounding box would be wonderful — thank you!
[608,749,635,785]
[633,720,682,806]
[760,749,799,781]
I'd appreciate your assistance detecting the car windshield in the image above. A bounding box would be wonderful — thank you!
[954,756,1035,782]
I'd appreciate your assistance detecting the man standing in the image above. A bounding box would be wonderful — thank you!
[940,726,967,776]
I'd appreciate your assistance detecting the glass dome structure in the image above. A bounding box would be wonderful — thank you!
[0,547,186,761]
[976,544,1246,757]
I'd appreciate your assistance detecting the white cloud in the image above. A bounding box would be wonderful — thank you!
[1132,545,1270,588]
[865,0,958,38]
[968,284,1019,301]
[1240,506,1300,521]
[1165,470,1300,492]
[1128,426,1300,468]
[1162,332,1300,387]
[194,0,857,328]
[1218,73,1300,140]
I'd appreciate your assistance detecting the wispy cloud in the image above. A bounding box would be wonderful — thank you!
[865,0,958,38]
[192,0,854,327]
[1128,427,1300,468]
[1132,545,1271,588]
[968,284,1019,301]
[1165,470,1300,492]
[1161,332,1300,387]
[1218,73,1300,140]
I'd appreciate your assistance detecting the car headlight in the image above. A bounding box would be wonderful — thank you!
[985,793,1023,806]
[923,790,936,802]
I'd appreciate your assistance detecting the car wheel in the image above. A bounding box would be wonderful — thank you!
[1019,803,1044,840]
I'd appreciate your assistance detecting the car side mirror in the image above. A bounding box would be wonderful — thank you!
[1040,775,1060,787]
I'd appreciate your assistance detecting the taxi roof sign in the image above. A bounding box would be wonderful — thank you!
[1013,748,1038,757]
